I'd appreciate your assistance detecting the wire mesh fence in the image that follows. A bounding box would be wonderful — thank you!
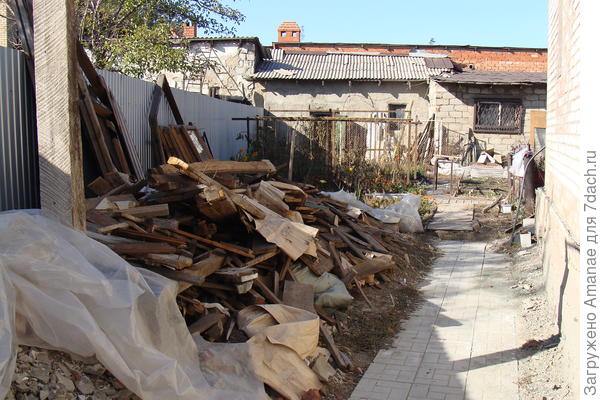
[237,115,435,193]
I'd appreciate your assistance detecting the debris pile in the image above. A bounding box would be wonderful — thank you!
[85,155,429,396]
[9,347,138,400]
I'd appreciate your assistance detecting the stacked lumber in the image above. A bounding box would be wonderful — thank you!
[87,156,415,378]
[77,43,144,188]
[158,124,213,163]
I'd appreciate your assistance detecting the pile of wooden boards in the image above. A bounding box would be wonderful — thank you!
[86,156,414,376]
[77,43,145,186]
[158,124,212,163]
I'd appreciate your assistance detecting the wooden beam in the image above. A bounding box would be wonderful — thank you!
[34,0,85,230]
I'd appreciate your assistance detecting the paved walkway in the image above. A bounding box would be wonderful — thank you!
[350,241,519,400]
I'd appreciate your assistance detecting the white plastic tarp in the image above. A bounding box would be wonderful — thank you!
[0,211,267,400]
[324,190,424,232]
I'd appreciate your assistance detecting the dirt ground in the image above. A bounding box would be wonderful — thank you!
[507,243,574,400]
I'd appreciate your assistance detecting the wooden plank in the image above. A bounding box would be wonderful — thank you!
[320,325,347,370]
[185,160,277,175]
[241,250,279,268]
[34,0,85,230]
[334,228,367,260]
[86,211,118,227]
[118,204,170,218]
[188,313,227,335]
[149,80,165,165]
[157,74,184,125]
[282,281,316,313]
[108,242,177,255]
[87,177,113,196]
[343,218,388,253]
[253,278,282,304]
[144,253,193,270]
[254,181,289,216]
[113,229,187,246]
[98,222,129,234]
[188,125,214,160]
[77,73,116,175]
[177,125,202,162]
[97,74,145,180]
[172,229,255,258]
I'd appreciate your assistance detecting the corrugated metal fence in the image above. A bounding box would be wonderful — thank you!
[0,46,39,211]
[98,70,263,169]
[0,47,263,211]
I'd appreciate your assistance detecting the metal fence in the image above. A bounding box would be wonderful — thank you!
[98,70,263,169]
[0,47,263,211]
[0,46,39,211]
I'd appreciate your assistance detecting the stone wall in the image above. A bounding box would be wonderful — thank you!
[164,40,258,101]
[429,80,546,155]
[254,80,430,122]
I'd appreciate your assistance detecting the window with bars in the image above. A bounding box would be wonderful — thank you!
[474,100,523,134]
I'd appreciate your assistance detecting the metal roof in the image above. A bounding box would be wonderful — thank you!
[434,70,547,85]
[252,50,452,81]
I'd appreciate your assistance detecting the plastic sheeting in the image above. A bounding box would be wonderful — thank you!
[324,190,424,232]
[0,211,267,400]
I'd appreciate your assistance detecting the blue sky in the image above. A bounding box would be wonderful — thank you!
[225,0,548,48]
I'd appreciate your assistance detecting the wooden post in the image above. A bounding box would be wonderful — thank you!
[33,0,85,230]
[288,131,296,181]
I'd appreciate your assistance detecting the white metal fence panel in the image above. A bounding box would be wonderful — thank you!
[98,70,263,169]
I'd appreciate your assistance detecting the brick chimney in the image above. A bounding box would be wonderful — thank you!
[183,21,197,38]
[277,21,301,43]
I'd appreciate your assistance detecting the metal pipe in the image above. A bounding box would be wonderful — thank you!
[510,146,546,238]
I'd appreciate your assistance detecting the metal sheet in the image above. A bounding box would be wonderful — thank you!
[98,70,263,168]
[0,46,39,211]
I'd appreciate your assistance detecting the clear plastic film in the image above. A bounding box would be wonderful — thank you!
[0,211,266,400]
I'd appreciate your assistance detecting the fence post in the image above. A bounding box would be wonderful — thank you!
[33,0,85,230]
[288,131,296,181]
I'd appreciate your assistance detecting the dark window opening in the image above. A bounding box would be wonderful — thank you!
[474,100,523,134]
[209,87,220,98]
[281,31,287,37]
[388,104,407,130]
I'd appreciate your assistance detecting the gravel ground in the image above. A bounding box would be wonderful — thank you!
[507,243,574,400]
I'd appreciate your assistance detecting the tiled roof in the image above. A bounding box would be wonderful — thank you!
[251,50,452,81]
[434,70,546,85]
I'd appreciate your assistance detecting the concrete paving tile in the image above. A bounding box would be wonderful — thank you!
[351,241,518,400]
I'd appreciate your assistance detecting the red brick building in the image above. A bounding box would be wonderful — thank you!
[273,42,547,73]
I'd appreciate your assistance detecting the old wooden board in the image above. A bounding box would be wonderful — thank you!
[282,281,316,313]
[426,203,474,231]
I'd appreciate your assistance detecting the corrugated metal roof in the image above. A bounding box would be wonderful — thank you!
[252,50,452,81]
[434,71,547,85]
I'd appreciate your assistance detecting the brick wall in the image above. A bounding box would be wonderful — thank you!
[429,80,546,155]
[275,43,547,73]
[536,0,582,395]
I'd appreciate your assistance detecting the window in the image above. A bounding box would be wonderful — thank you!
[474,100,523,134]
[209,87,220,98]
[292,31,298,37]
[388,104,407,130]
[281,31,287,37]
